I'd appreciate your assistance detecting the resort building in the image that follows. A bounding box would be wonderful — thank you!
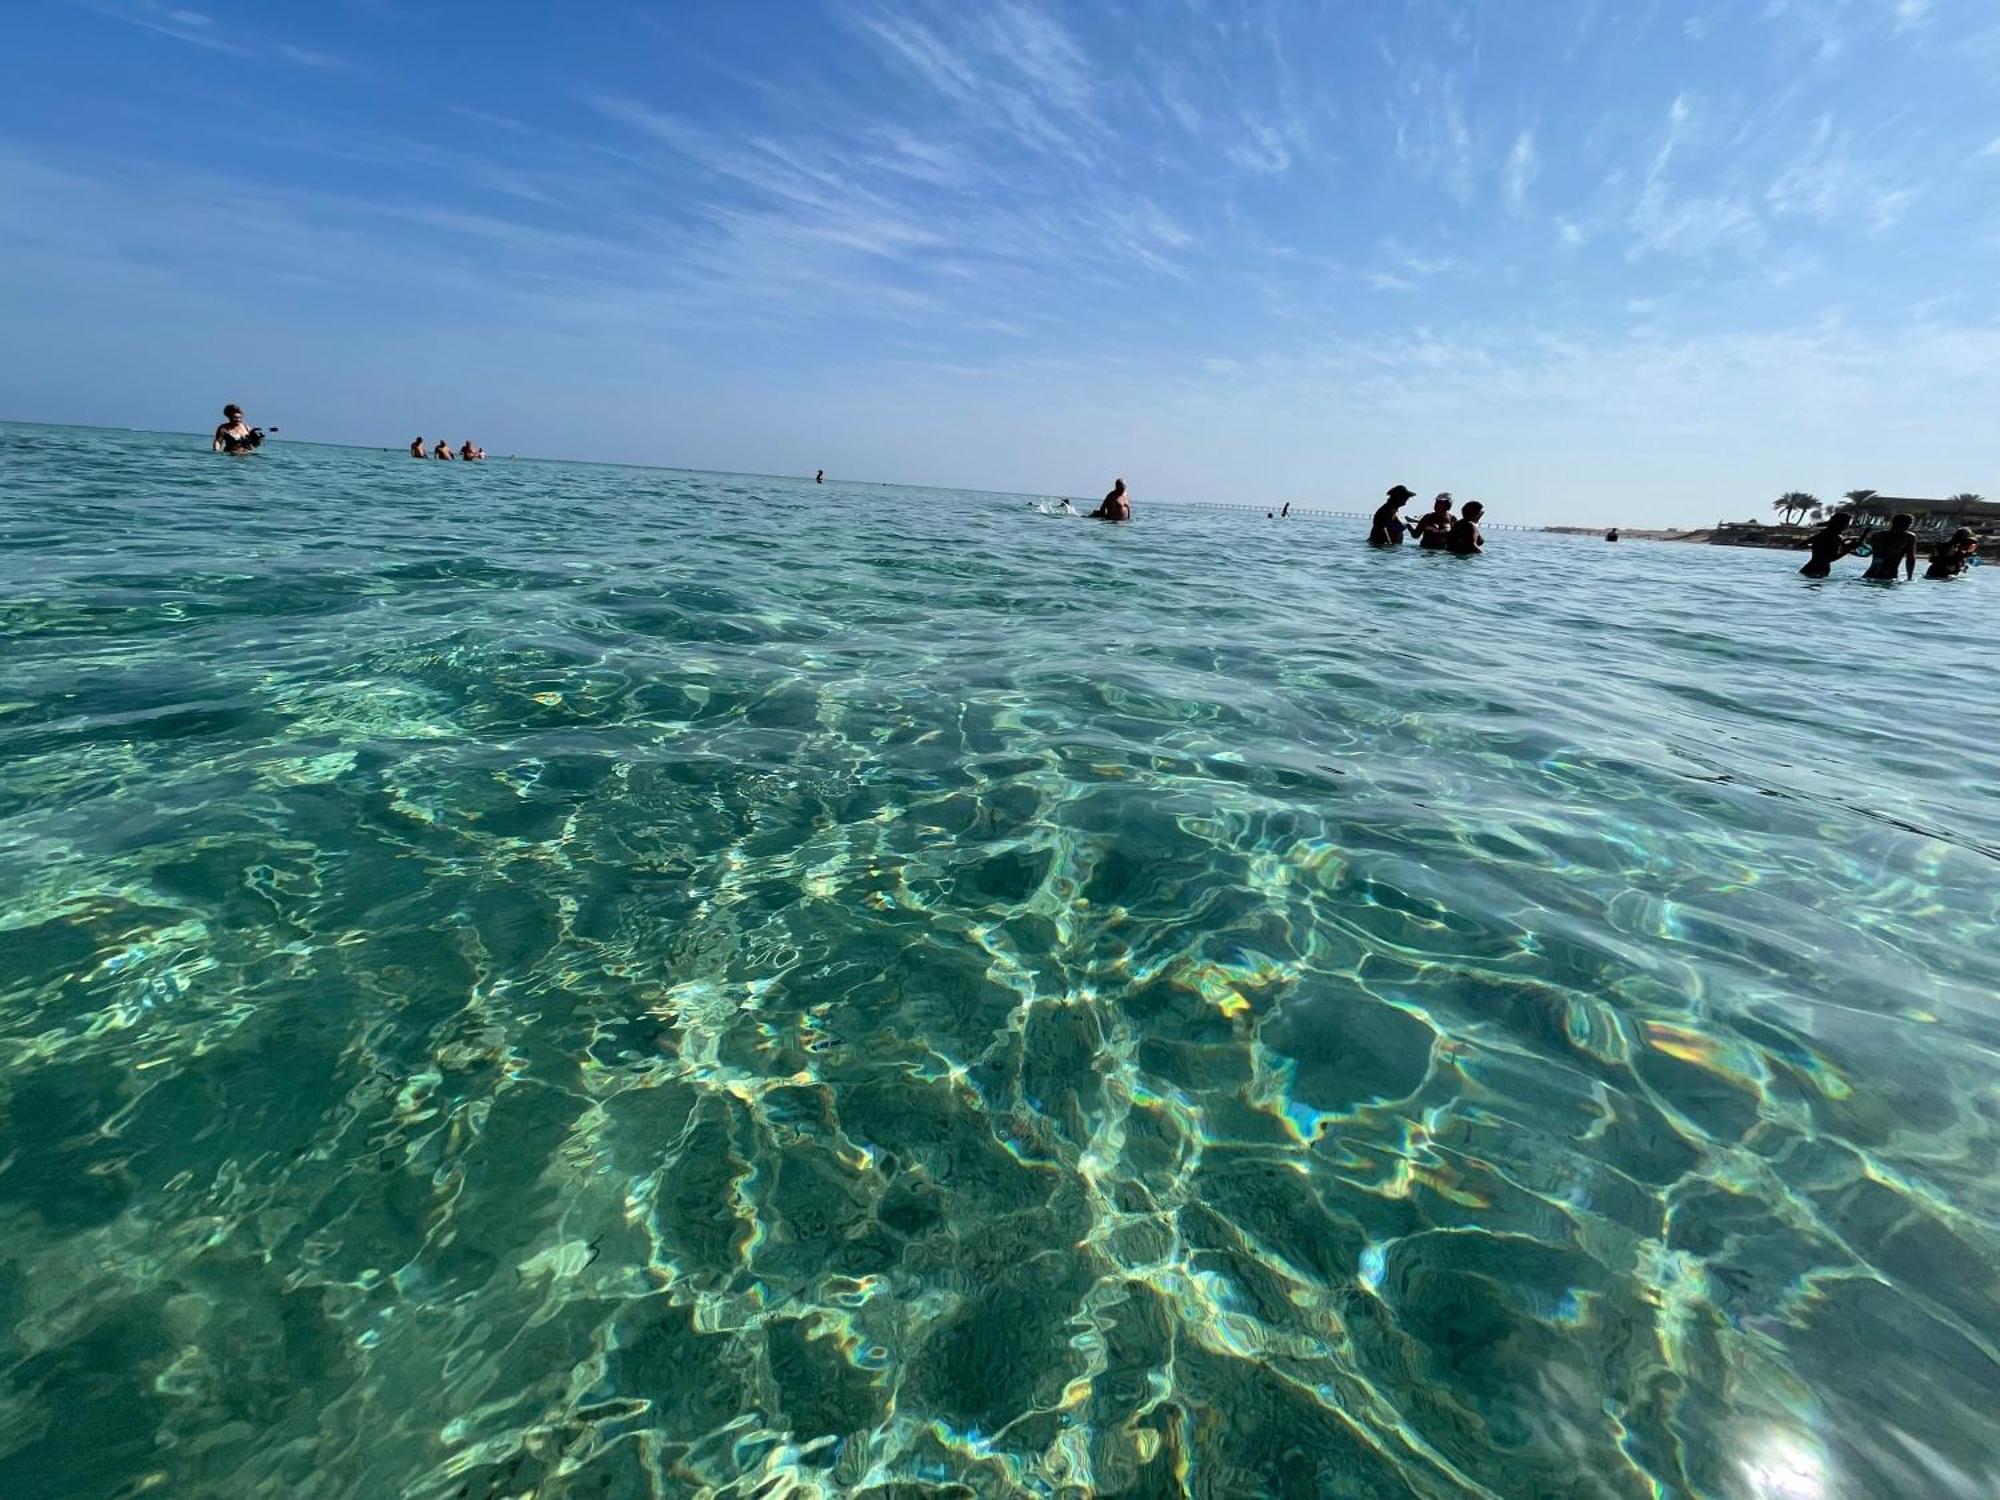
[1849,494,2000,534]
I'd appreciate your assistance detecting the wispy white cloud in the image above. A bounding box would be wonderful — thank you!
[1363,237,1464,292]
[1503,129,1537,216]
[78,0,344,67]
[1389,65,1475,204]
[1225,120,1292,175]
[848,2,1102,165]
[1767,113,1923,231]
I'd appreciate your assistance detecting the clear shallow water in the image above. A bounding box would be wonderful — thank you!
[2,421,1997,1500]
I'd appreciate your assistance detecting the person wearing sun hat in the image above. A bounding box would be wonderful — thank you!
[1369,484,1417,546]
[1925,526,1979,579]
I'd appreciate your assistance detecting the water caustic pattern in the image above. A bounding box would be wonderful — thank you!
[1,424,1997,1500]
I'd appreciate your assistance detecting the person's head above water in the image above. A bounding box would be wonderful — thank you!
[1386,484,1415,504]
[223,404,243,421]
[1951,527,1975,543]
[1462,501,1486,520]
[1888,513,1914,532]
[1430,494,1452,513]
[1111,477,1127,494]
[1825,510,1852,529]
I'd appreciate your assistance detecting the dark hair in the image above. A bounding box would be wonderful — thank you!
[1891,512,1914,528]
[1463,501,1485,517]
[1828,510,1851,526]
[223,404,242,418]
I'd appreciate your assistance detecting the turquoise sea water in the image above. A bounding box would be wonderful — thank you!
[2,421,1997,1499]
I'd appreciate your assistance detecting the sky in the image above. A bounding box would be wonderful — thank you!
[4,0,2000,523]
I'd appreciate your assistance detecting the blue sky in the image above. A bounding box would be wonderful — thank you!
[3,0,1999,522]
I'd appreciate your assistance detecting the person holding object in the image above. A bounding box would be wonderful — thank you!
[212,403,261,454]
[1369,485,1415,545]
[1799,511,1861,578]
[1862,514,1919,581]
[1410,494,1455,549]
[1926,528,1979,579]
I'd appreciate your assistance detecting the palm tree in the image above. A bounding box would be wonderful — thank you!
[1774,491,1818,525]
[1947,492,1985,506]
[1844,489,1878,506]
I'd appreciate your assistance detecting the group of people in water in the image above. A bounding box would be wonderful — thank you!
[1369,486,1487,554]
[1800,510,1979,581]
[207,410,1985,581]
[411,436,485,461]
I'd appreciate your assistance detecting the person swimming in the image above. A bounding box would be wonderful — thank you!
[1410,494,1454,549]
[1862,513,1918,581]
[1368,485,1415,545]
[1799,511,1860,577]
[1090,478,1131,522]
[1926,527,1979,579]
[815,469,825,484]
[1447,501,1486,555]
[433,440,454,461]
[1280,502,1290,519]
[1057,497,1076,514]
[410,436,426,458]
[212,403,260,454]
[1605,528,1621,542]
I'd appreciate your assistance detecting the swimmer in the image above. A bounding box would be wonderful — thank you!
[1447,501,1486,555]
[1926,527,1978,579]
[1799,511,1860,578]
[1090,478,1131,522]
[1058,497,1076,514]
[410,436,426,458]
[1280,502,1290,519]
[212,403,259,454]
[815,469,825,484]
[433,440,454,461]
[1862,513,1918,581]
[1369,485,1415,545]
[1410,494,1454,549]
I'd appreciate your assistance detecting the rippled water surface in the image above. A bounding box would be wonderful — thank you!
[3,422,1998,1499]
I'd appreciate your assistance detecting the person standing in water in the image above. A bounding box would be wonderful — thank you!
[409,436,426,458]
[1369,485,1415,545]
[1862,514,1919,581]
[1447,501,1486,555]
[1926,527,1979,579]
[432,439,454,460]
[212,403,258,453]
[815,470,825,484]
[1090,478,1131,521]
[1799,511,1860,577]
[1410,494,1455,549]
